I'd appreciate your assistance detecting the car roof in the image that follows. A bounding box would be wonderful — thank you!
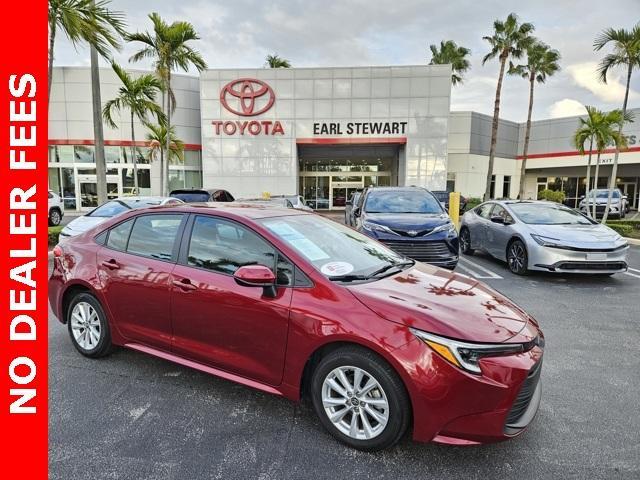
[126,201,310,220]
[170,188,228,194]
[365,186,427,193]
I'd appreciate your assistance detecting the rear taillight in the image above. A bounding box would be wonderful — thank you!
[52,245,63,258]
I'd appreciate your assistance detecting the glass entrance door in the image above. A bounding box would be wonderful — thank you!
[77,174,121,210]
[617,182,637,210]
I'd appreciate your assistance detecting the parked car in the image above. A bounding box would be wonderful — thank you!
[305,198,330,210]
[431,190,468,215]
[578,188,628,219]
[50,203,544,451]
[270,195,313,211]
[48,190,65,226]
[59,197,183,240]
[344,191,362,226]
[238,198,294,208]
[353,186,459,269]
[170,188,235,203]
[460,200,629,275]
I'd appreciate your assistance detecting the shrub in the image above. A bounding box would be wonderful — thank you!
[48,226,63,246]
[605,223,633,237]
[465,197,482,210]
[537,189,566,203]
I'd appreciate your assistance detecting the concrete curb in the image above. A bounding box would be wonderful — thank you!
[624,237,640,246]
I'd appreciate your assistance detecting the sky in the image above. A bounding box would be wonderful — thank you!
[51,0,640,122]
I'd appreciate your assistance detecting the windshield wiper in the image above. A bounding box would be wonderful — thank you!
[368,260,415,278]
[327,274,371,282]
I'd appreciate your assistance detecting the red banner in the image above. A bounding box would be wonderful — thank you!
[0,1,48,477]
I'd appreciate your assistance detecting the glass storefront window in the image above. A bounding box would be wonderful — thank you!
[105,146,121,163]
[121,168,152,195]
[53,145,74,163]
[74,145,95,163]
[48,168,61,196]
[185,170,202,188]
[61,167,76,209]
[122,146,150,165]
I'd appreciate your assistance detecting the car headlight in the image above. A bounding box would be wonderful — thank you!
[530,234,573,249]
[431,222,457,235]
[362,221,398,235]
[411,328,532,374]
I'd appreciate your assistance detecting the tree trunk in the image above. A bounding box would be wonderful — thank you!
[585,136,593,216]
[518,72,535,200]
[90,41,108,205]
[484,53,507,201]
[131,111,139,193]
[159,89,165,196]
[48,23,55,107]
[164,71,172,196]
[602,63,632,223]
[593,152,601,219]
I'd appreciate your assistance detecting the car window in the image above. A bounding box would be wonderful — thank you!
[187,216,277,276]
[364,190,442,214]
[490,204,514,223]
[510,203,594,225]
[106,218,134,251]
[475,203,493,219]
[126,214,184,261]
[88,200,129,217]
[171,191,210,202]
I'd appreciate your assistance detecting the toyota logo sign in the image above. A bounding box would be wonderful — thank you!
[220,78,275,116]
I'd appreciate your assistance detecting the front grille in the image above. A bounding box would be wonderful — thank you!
[390,228,434,237]
[505,359,543,426]
[381,240,455,263]
[555,261,626,271]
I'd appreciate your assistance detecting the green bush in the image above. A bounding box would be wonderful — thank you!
[537,189,566,203]
[605,223,633,237]
[48,226,63,246]
[465,197,482,210]
[606,220,640,230]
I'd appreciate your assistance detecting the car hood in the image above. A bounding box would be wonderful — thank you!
[364,212,449,230]
[530,223,624,248]
[62,216,108,236]
[348,262,538,343]
[581,198,621,205]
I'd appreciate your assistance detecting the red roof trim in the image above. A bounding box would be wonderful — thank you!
[48,139,202,151]
[516,146,640,160]
[296,137,407,145]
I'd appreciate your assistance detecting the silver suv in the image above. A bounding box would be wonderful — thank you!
[579,188,628,219]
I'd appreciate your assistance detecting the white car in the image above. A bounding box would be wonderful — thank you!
[59,196,183,240]
[271,194,313,211]
[48,190,65,226]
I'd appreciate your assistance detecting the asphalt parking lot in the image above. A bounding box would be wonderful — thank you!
[49,227,640,479]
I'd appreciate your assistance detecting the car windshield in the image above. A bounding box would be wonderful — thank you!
[589,189,620,199]
[364,190,443,214]
[258,215,409,280]
[171,192,210,202]
[509,203,594,225]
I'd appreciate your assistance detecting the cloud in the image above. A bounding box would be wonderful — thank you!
[566,62,639,104]
[548,99,586,118]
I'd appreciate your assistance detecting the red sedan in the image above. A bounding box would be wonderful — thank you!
[49,203,544,451]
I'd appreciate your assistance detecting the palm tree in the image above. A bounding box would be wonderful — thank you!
[510,41,560,199]
[265,54,291,68]
[482,13,535,200]
[594,24,640,222]
[428,40,471,85]
[573,106,602,208]
[128,13,206,195]
[48,0,126,101]
[585,109,629,219]
[102,63,165,193]
[145,122,185,186]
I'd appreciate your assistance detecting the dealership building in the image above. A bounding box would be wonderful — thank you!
[49,65,640,211]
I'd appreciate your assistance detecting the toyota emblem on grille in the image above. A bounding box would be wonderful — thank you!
[220,78,275,116]
[407,230,419,237]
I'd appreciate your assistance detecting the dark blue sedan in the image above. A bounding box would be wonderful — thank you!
[353,187,459,269]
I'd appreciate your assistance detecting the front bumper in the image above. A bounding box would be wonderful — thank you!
[394,336,544,444]
[528,243,629,274]
[361,230,459,268]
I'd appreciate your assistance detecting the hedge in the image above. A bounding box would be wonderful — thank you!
[537,189,566,203]
[465,197,482,210]
[48,226,63,246]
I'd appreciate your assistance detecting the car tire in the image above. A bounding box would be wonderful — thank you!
[67,292,113,358]
[507,239,529,275]
[310,346,410,452]
[459,227,474,255]
[49,208,62,226]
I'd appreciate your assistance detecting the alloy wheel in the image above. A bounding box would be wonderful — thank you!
[70,301,101,351]
[50,210,61,225]
[461,230,470,251]
[321,366,389,440]
[508,242,526,273]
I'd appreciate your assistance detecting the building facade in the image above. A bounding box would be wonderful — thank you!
[48,66,639,211]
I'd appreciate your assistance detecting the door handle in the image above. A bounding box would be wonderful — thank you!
[172,279,197,291]
[101,259,120,270]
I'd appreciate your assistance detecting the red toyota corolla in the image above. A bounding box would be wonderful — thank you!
[49,203,544,451]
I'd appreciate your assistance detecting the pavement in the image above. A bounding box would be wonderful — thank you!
[48,217,640,479]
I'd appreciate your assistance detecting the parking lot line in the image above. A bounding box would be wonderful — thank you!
[459,257,504,279]
[627,267,640,274]
[455,262,485,278]
[624,271,640,279]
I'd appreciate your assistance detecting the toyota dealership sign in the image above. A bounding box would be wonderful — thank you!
[212,78,285,135]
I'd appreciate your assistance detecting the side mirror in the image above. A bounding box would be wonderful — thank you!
[579,195,585,200]
[234,265,277,297]
[622,195,628,200]
[490,215,505,224]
